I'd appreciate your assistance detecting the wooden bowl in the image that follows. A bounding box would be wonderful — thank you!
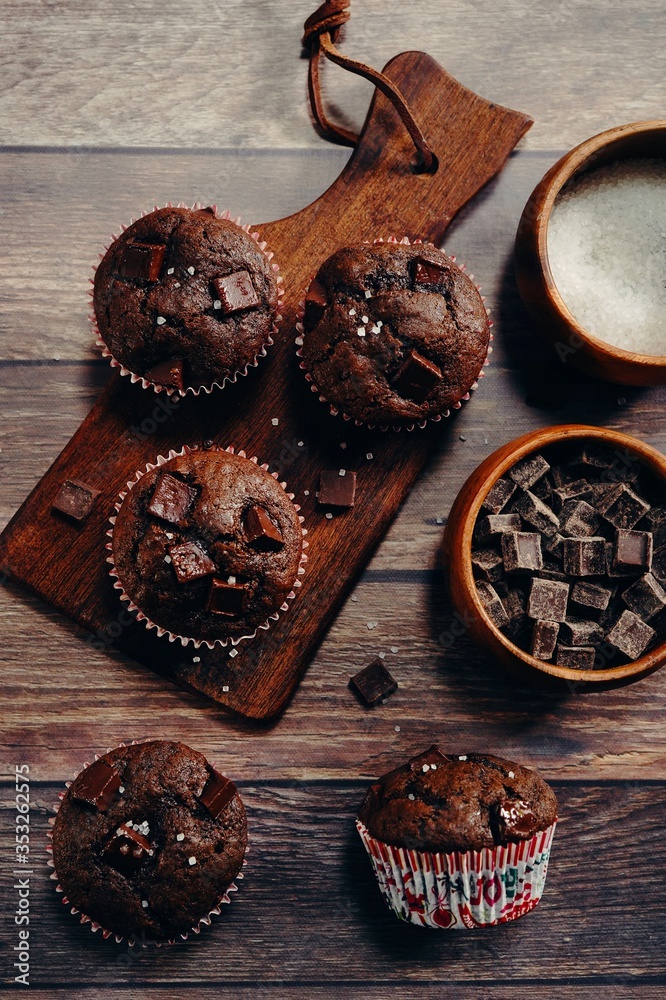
[441,424,666,691]
[514,120,666,386]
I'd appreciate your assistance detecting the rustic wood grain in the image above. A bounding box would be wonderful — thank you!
[1,782,664,987]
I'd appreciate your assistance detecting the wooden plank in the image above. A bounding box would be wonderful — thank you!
[0,0,664,152]
[0,52,532,720]
[1,782,664,985]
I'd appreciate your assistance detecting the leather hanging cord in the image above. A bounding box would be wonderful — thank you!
[302,0,435,171]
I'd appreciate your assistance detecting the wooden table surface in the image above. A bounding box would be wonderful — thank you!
[1,0,665,995]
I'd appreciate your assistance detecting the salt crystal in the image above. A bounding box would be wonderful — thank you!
[339,469,346,477]
[156,316,166,326]
[395,725,401,732]
[141,900,149,908]
[167,267,175,275]
[188,856,196,865]
[390,646,399,653]
[361,315,369,323]
[193,656,200,663]
[176,833,185,841]
[222,684,230,692]
[357,327,366,337]
[213,299,222,309]
[271,417,279,426]
[229,648,238,658]
[187,266,195,275]
[366,452,373,460]
[325,512,333,519]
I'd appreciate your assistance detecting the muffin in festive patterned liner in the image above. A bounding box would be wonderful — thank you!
[107,445,308,650]
[296,238,492,431]
[47,740,248,945]
[356,746,557,929]
[91,204,283,395]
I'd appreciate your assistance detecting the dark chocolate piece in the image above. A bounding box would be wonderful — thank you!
[482,478,517,514]
[103,824,152,875]
[511,490,560,537]
[503,588,526,619]
[476,513,522,543]
[508,454,550,491]
[213,270,260,315]
[494,798,538,838]
[391,349,442,404]
[144,357,185,391]
[200,769,237,818]
[530,620,559,660]
[72,758,121,811]
[52,479,100,524]
[244,506,284,551]
[318,470,357,509]
[412,258,448,286]
[304,278,328,326]
[527,577,569,622]
[543,532,565,559]
[349,658,398,707]
[560,618,604,646]
[569,446,613,473]
[622,574,666,621]
[147,473,197,525]
[531,475,553,503]
[597,483,651,530]
[552,479,594,513]
[607,609,655,660]
[169,541,216,583]
[207,578,248,617]
[555,644,596,669]
[501,531,543,572]
[612,529,653,574]
[119,241,166,281]
[560,499,601,538]
[563,537,606,577]
[477,581,509,628]
[471,547,504,583]
[409,745,447,771]
[653,548,666,587]
[537,567,569,582]
[570,581,612,618]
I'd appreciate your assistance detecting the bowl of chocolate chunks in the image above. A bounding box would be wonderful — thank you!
[441,425,666,690]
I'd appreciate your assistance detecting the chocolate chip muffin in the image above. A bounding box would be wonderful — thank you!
[50,741,247,942]
[299,241,490,427]
[93,206,280,392]
[110,447,306,643]
[358,747,557,851]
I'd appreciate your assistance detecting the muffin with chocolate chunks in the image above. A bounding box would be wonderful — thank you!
[299,241,490,427]
[93,206,280,392]
[110,447,305,643]
[50,741,247,942]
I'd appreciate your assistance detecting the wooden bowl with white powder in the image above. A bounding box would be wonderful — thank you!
[514,121,666,385]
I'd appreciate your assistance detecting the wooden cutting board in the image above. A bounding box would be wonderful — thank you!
[0,51,531,720]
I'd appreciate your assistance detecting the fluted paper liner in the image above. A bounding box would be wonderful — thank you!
[356,817,556,929]
[106,444,309,650]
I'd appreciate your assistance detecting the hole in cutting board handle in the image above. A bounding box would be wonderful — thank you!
[411,151,439,175]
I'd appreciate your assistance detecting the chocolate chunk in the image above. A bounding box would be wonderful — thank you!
[569,446,614,473]
[147,473,197,525]
[560,618,604,646]
[476,513,522,543]
[213,270,260,315]
[563,537,607,576]
[477,581,509,628]
[527,577,569,622]
[508,454,550,490]
[560,500,601,538]
[119,241,166,281]
[494,798,538,838]
[537,567,569,582]
[501,531,543,572]
[543,532,565,559]
[504,611,531,643]
[570,581,612,618]
[511,490,560,537]
[391,349,442,404]
[304,278,328,326]
[72,758,121,811]
[605,541,637,578]
[622,573,666,621]
[607,609,655,660]
[504,588,526,619]
[52,479,100,524]
[555,644,596,669]
[612,529,653,574]
[103,824,152,875]
[169,542,216,583]
[196,206,217,216]
[199,769,237,818]
[318,470,356,509]
[471,547,504,583]
[653,548,666,587]
[349,658,398,707]
[531,475,553,503]
[207,578,247,617]
[409,745,447,771]
[530,620,559,660]
[244,506,284,551]
[482,478,517,514]
[552,479,594,513]
[144,357,185,391]
[412,258,448,286]
[597,483,651,529]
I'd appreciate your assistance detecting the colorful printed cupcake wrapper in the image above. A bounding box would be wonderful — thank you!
[46,740,247,947]
[106,444,308,651]
[90,202,283,397]
[296,236,493,432]
[356,818,556,929]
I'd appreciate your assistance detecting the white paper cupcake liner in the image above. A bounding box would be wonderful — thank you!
[296,236,493,432]
[46,739,247,947]
[357,817,556,929]
[89,202,283,397]
[106,444,308,651]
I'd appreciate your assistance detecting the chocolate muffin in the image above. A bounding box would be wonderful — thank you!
[358,747,557,851]
[299,241,490,427]
[50,741,247,942]
[93,206,280,392]
[110,447,306,643]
